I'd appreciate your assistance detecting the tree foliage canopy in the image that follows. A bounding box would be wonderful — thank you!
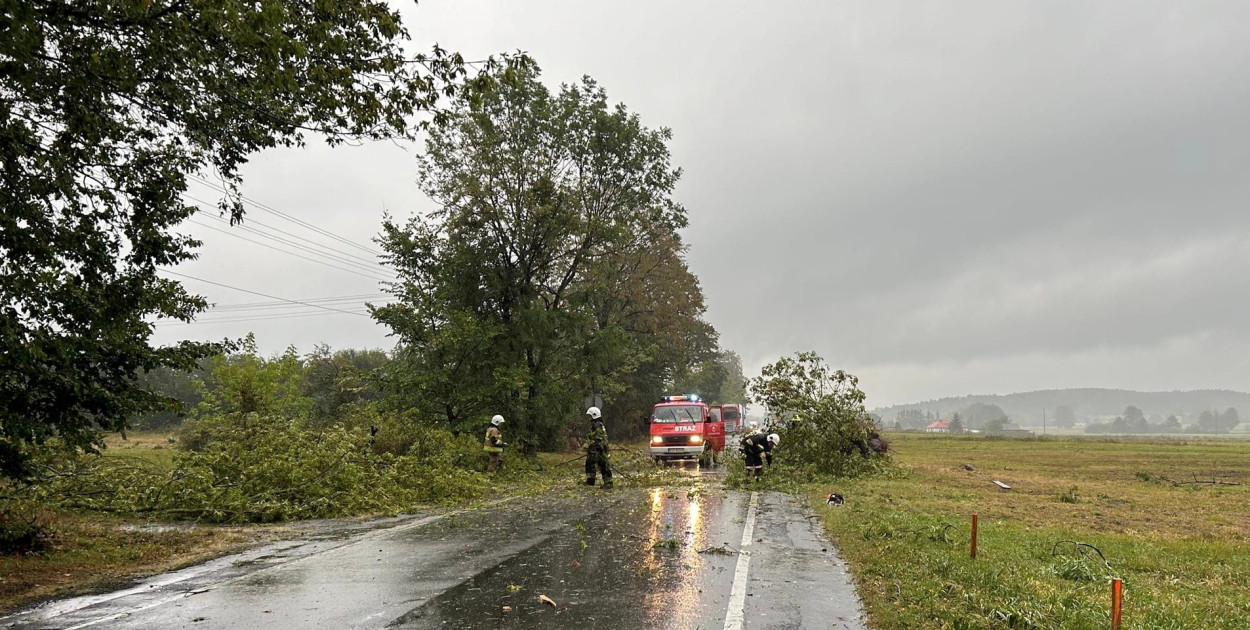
[1,0,468,476]
[674,349,747,405]
[375,64,719,445]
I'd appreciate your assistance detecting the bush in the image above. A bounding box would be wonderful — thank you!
[37,413,489,523]
[0,502,53,554]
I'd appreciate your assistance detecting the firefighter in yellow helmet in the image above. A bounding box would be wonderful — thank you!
[484,415,506,472]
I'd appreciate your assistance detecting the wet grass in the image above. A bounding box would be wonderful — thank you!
[100,432,179,469]
[812,434,1250,629]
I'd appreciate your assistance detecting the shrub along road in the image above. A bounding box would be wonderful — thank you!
[1,470,866,630]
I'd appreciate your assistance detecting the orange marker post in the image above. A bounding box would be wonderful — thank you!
[1111,578,1123,630]
[970,513,978,559]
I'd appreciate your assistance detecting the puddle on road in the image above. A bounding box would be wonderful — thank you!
[391,484,737,629]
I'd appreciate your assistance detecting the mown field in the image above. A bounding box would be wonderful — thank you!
[813,434,1250,629]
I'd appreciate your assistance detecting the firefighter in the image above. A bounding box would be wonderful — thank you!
[742,432,779,480]
[584,407,613,488]
[484,415,506,472]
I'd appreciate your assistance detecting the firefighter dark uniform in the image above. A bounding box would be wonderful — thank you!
[484,416,505,472]
[741,433,774,480]
[584,420,613,488]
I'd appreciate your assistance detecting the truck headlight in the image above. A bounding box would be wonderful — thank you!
[651,436,663,444]
[689,435,702,444]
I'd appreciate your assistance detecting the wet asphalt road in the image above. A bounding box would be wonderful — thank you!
[3,469,866,630]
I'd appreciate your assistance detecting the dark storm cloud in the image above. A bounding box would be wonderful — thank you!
[157,1,1250,405]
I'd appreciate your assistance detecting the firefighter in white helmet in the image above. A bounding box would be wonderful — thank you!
[483,415,506,472]
[583,407,613,488]
[742,432,779,480]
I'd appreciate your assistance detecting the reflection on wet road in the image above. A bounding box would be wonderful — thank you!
[3,471,866,629]
[394,486,740,629]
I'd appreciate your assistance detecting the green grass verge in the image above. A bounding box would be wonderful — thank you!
[810,434,1250,629]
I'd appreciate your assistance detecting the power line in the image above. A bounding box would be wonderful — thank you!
[159,270,373,318]
[185,194,390,270]
[157,308,376,326]
[204,300,394,316]
[205,301,393,315]
[188,175,385,257]
[186,217,392,281]
[215,293,385,307]
[190,210,393,278]
[209,294,390,312]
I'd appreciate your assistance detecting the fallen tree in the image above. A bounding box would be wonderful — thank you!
[749,352,888,479]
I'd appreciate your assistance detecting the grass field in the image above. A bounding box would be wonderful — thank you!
[812,434,1250,629]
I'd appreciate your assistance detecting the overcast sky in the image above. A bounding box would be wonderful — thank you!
[153,0,1250,407]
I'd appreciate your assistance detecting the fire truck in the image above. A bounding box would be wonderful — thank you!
[718,403,745,433]
[648,395,726,463]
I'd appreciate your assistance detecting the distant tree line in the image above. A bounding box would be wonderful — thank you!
[1085,406,1241,435]
[892,402,1010,431]
[891,400,1244,436]
[130,337,390,431]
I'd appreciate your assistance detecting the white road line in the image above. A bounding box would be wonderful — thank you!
[723,491,759,630]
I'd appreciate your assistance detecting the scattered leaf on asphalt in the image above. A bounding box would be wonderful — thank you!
[540,594,557,607]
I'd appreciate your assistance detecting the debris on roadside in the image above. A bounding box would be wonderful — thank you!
[540,594,557,607]
[697,543,737,555]
[825,492,845,506]
[993,480,1012,490]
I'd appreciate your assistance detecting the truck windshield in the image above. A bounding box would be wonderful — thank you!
[723,407,741,420]
[652,405,703,423]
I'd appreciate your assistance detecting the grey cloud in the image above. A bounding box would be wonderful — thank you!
[159,0,1250,406]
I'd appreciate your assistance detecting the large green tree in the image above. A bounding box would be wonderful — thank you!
[583,221,720,437]
[961,402,1007,429]
[0,0,468,477]
[375,64,704,446]
[674,349,747,405]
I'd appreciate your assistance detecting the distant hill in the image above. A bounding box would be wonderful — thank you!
[873,388,1250,428]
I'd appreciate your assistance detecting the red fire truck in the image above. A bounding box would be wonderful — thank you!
[718,403,745,433]
[648,395,726,463]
